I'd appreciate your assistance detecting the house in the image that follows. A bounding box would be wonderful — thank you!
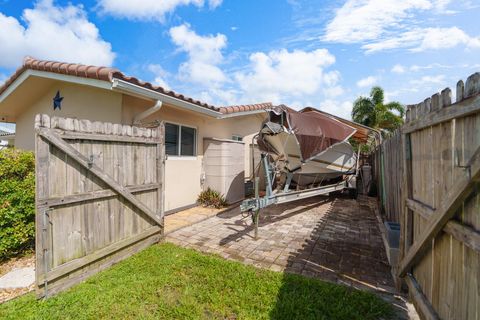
[0,127,15,149]
[0,57,270,213]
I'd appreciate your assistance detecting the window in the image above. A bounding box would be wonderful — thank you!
[232,135,243,142]
[165,123,179,155]
[165,123,197,156]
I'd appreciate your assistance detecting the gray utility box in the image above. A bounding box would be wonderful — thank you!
[203,138,245,204]
[384,221,400,266]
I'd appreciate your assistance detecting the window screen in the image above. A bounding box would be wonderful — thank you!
[165,123,196,156]
[165,123,179,155]
[181,126,196,156]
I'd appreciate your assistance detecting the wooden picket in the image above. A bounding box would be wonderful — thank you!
[378,72,480,319]
[34,114,165,298]
[375,129,403,223]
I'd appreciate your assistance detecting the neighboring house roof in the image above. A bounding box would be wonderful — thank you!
[220,102,273,114]
[0,128,14,141]
[0,57,272,116]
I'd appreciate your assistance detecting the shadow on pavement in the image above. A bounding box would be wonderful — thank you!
[269,194,412,319]
[217,196,332,246]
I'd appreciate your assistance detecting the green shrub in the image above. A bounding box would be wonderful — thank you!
[0,148,35,260]
[197,188,228,209]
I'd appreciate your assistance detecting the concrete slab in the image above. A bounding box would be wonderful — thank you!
[164,205,226,234]
[0,267,35,289]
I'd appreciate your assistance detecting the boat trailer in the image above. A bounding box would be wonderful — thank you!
[241,153,357,239]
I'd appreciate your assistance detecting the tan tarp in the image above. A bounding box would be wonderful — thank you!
[259,105,356,161]
[301,107,371,143]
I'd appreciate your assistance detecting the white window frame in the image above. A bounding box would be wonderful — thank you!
[165,122,198,158]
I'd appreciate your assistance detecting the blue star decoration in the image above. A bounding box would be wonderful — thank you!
[53,91,64,110]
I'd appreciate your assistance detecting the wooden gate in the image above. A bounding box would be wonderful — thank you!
[35,114,165,297]
[394,73,480,319]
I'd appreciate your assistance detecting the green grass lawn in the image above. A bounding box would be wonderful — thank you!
[0,243,393,320]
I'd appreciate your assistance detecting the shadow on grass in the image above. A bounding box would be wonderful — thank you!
[268,193,411,319]
[269,272,394,320]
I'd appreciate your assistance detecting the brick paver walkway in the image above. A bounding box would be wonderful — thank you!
[167,195,396,293]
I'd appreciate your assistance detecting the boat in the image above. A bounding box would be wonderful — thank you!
[257,105,357,187]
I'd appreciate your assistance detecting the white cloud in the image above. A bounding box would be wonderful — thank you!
[0,0,114,68]
[392,64,406,74]
[433,0,455,13]
[323,86,344,98]
[234,49,337,103]
[162,25,345,116]
[407,62,480,73]
[410,74,446,86]
[319,100,353,120]
[169,23,227,86]
[415,27,480,51]
[363,27,480,53]
[410,64,429,72]
[97,0,222,21]
[356,76,378,88]
[207,0,223,9]
[324,0,479,54]
[147,64,171,90]
[324,0,431,43]
[384,90,400,103]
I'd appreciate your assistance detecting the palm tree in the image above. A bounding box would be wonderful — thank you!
[351,86,405,134]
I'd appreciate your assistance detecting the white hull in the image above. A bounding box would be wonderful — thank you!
[263,132,356,181]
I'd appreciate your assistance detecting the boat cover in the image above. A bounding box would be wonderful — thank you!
[258,105,356,162]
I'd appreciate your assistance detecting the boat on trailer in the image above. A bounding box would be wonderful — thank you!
[241,106,362,237]
[258,106,358,186]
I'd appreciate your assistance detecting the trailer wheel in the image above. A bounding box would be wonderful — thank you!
[349,188,358,199]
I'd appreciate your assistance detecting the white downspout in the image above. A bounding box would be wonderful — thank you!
[133,100,163,125]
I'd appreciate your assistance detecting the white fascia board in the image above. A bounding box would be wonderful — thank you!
[0,69,112,104]
[111,79,223,118]
[219,109,267,118]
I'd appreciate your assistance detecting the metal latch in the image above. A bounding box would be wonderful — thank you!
[88,155,94,168]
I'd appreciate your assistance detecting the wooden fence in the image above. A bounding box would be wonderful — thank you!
[378,72,480,319]
[35,114,165,298]
[375,130,403,223]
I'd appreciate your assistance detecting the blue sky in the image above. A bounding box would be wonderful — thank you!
[1,0,480,121]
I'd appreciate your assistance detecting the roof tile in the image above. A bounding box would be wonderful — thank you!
[219,102,273,114]
[0,57,272,115]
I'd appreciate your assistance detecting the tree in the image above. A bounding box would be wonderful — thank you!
[351,86,405,135]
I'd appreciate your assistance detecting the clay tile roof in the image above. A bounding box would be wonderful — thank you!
[0,57,121,96]
[0,57,246,114]
[0,129,13,137]
[219,102,273,114]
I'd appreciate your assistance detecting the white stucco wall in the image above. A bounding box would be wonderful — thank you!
[15,82,123,150]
